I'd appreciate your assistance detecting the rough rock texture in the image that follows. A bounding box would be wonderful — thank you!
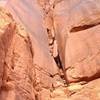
[0,7,60,100]
[0,8,36,100]
[65,25,100,82]
[53,0,100,82]
[0,0,100,100]
[68,79,100,100]
[51,79,100,100]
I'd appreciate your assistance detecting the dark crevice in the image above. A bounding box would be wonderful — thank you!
[27,36,34,58]
[47,28,50,33]
[35,94,40,100]
[47,25,64,79]
[70,22,100,32]
[78,72,100,82]
[54,54,63,69]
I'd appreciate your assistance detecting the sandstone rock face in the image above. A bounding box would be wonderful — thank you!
[0,0,100,100]
[0,7,60,100]
[65,25,100,82]
[53,0,100,82]
[6,0,59,74]
[0,8,35,100]
[6,0,60,88]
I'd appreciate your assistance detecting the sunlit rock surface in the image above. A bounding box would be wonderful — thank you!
[0,7,60,100]
[0,0,100,100]
[53,0,100,82]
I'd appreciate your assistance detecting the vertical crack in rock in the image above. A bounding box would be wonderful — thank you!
[38,1,65,86]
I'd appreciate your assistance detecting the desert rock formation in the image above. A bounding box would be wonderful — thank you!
[0,7,60,100]
[0,0,100,100]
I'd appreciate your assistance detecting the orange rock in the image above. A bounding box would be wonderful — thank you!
[53,0,100,82]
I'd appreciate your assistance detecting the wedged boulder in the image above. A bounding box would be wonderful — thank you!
[65,25,100,82]
[53,0,100,82]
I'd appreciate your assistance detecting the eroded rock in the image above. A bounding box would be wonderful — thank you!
[0,7,60,100]
[53,0,100,82]
[0,0,100,100]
